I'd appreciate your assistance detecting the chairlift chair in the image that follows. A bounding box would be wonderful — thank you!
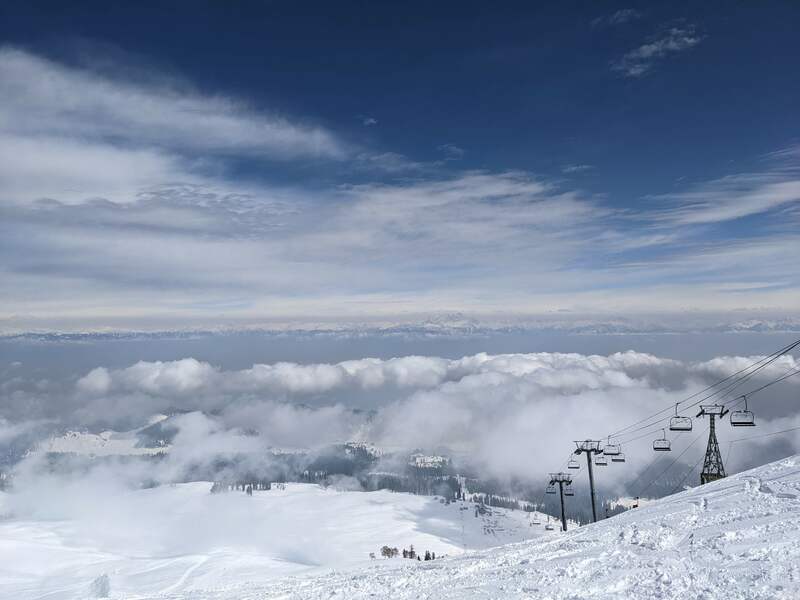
[603,437,621,456]
[595,455,608,466]
[567,458,580,470]
[546,484,556,494]
[564,487,575,496]
[611,453,626,463]
[730,395,756,427]
[669,403,693,432]
[653,428,671,452]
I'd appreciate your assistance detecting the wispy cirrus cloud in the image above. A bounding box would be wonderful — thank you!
[562,164,594,174]
[0,46,347,164]
[647,147,800,225]
[612,26,703,77]
[591,8,642,28]
[437,143,465,160]
[0,47,798,333]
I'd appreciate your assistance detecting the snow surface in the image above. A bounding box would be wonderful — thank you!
[165,455,799,600]
[4,455,800,599]
[0,482,545,599]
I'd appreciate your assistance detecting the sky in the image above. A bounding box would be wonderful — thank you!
[0,1,799,333]
[1,2,800,507]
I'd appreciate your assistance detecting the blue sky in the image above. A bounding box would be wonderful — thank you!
[0,1,799,332]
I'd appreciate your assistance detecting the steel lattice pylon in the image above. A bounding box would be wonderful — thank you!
[697,405,728,485]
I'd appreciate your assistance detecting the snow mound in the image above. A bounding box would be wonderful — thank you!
[154,454,800,599]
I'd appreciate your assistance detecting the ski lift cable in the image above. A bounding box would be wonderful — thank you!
[608,348,800,444]
[684,380,783,482]
[605,338,800,440]
[606,344,792,438]
[721,367,800,408]
[637,426,708,497]
[616,350,791,439]
[669,451,707,495]
[556,356,797,508]
[727,423,800,445]
[724,440,735,468]
[613,367,798,447]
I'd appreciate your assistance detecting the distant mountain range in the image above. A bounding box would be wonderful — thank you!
[4,314,800,341]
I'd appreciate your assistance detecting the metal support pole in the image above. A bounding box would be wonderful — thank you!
[586,451,597,523]
[558,482,567,532]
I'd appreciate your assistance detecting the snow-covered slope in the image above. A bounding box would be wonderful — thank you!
[32,416,172,457]
[160,454,800,600]
[0,483,547,599]
[33,429,168,457]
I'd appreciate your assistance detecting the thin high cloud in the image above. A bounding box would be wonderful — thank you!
[562,164,594,174]
[648,155,800,225]
[592,9,643,28]
[612,25,703,77]
[1,165,798,330]
[0,47,346,168]
[0,48,798,332]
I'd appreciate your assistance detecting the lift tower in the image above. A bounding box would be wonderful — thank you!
[697,404,728,485]
[548,472,572,531]
[574,440,603,522]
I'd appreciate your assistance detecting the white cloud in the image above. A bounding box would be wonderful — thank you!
[0,47,797,332]
[562,164,594,174]
[612,26,703,77]
[649,171,800,225]
[39,349,794,486]
[0,47,346,164]
[592,9,642,28]
[0,134,187,205]
[437,143,465,160]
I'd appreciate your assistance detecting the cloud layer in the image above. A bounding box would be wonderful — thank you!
[0,47,798,332]
[4,349,798,491]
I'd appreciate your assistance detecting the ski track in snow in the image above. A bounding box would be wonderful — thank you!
[140,456,800,600]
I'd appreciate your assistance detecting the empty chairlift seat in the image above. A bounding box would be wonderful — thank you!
[611,453,626,463]
[603,439,621,456]
[730,395,756,427]
[567,458,580,470]
[546,484,556,494]
[669,403,693,432]
[653,428,671,451]
[564,486,575,496]
[595,454,608,466]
